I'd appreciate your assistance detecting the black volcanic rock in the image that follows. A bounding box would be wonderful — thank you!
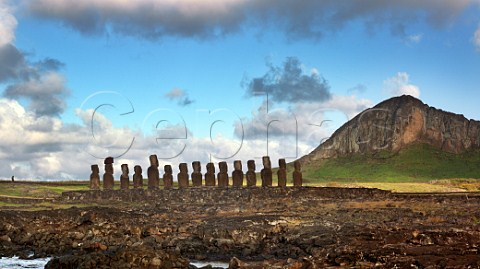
[302,95,480,163]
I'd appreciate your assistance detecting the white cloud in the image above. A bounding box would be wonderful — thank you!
[164,87,194,106]
[474,25,480,50]
[165,88,186,98]
[0,0,17,46]
[407,33,423,44]
[383,72,420,98]
[4,71,69,116]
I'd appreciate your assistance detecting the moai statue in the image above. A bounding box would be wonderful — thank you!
[246,160,257,187]
[89,164,100,190]
[147,155,160,190]
[120,164,130,190]
[217,161,229,187]
[277,159,287,187]
[191,161,202,187]
[103,157,114,190]
[232,160,244,187]
[205,163,216,186]
[261,156,273,187]
[163,165,173,190]
[293,160,303,187]
[178,163,189,188]
[133,165,143,188]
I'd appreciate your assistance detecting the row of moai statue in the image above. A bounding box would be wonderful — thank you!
[89,155,302,190]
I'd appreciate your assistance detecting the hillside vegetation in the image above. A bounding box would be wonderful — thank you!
[302,143,480,183]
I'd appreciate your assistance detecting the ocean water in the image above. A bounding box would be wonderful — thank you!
[190,261,229,268]
[0,257,50,269]
[0,257,229,269]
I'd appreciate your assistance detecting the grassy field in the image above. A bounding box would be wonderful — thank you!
[302,143,480,183]
[0,181,90,198]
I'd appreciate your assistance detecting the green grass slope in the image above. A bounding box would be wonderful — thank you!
[303,143,480,183]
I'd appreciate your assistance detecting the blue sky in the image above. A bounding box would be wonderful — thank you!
[0,0,479,180]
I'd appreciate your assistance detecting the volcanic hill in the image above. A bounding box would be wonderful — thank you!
[300,95,480,182]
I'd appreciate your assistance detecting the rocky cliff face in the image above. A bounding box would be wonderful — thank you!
[302,95,480,163]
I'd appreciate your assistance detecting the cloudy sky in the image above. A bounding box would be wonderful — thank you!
[1,0,479,180]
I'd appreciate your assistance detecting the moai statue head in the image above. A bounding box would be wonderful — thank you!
[279,159,286,169]
[91,164,99,174]
[134,165,142,174]
[164,164,172,174]
[179,163,188,173]
[247,160,256,172]
[262,156,271,169]
[121,164,129,176]
[219,161,228,173]
[234,160,242,171]
[192,161,201,173]
[206,163,215,174]
[149,155,159,167]
[104,157,114,165]
[294,160,301,172]
[104,157,114,174]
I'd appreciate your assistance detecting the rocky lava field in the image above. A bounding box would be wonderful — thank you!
[1,187,480,268]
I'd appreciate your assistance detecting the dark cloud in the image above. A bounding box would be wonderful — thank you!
[24,0,477,40]
[0,44,69,117]
[244,57,331,103]
[35,58,65,72]
[165,88,195,107]
[3,72,69,117]
[24,143,63,154]
[0,44,26,82]
[179,97,194,106]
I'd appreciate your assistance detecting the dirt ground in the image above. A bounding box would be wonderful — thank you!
[0,187,479,268]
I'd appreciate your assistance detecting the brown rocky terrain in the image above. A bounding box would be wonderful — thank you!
[302,95,480,163]
[1,187,480,268]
